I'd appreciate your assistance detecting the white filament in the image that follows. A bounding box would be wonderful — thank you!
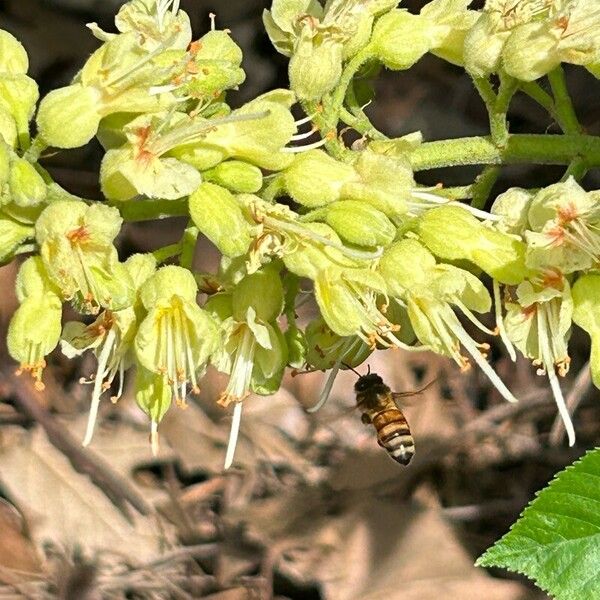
[224,401,243,469]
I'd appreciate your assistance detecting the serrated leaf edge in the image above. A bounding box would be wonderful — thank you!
[476,448,600,600]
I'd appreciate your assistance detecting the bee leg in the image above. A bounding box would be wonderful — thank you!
[361,413,371,425]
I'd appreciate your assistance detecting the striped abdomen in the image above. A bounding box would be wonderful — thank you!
[372,408,414,465]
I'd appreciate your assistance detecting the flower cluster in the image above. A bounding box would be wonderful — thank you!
[2,0,599,467]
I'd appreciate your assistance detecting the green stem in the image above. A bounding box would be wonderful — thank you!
[562,157,588,182]
[471,166,502,210]
[152,243,182,264]
[520,80,557,117]
[547,66,585,181]
[329,47,375,121]
[302,100,350,161]
[179,223,199,270]
[339,107,387,141]
[473,74,517,148]
[114,198,188,222]
[433,185,474,200]
[410,134,600,171]
[23,135,49,163]
[547,66,582,135]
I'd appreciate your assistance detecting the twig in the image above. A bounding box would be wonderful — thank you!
[442,498,526,522]
[138,544,219,571]
[462,389,553,437]
[549,362,592,447]
[4,369,150,517]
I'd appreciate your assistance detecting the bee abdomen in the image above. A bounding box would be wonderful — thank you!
[373,409,414,466]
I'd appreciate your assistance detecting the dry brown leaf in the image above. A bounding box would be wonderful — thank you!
[0,499,44,585]
[314,501,532,600]
[64,415,175,503]
[160,402,228,474]
[161,389,311,474]
[202,589,251,600]
[0,428,174,560]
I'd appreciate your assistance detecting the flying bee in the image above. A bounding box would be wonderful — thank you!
[346,365,433,466]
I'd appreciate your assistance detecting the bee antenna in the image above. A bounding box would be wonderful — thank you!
[342,362,362,377]
[366,364,371,376]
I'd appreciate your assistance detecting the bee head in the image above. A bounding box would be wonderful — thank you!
[354,373,383,392]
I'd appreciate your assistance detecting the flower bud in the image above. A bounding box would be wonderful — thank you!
[491,187,533,235]
[9,158,46,207]
[378,239,436,298]
[0,211,33,265]
[308,200,396,247]
[342,14,374,60]
[0,74,39,137]
[284,150,356,208]
[0,30,29,74]
[202,160,263,194]
[0,106,17,148]
[37,84,101,149]
[418,206,527,285]
[289,35,344,100]
[370,10,430,70]
[343,150,412,216]
[232,267,285,323]
[189,182,253,257]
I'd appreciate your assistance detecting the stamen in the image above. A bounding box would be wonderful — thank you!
[307,358,341,413]
[447,313,518,403]
[455,299,498,336]
[282,137,328,153]
[83,328,117,446]
[494,280,517,362]
[295,113,315,127]
[151,420,160,456]
[291,127,318,141]
[537,310,575,446]
[224,401,243,469]
[408,191,502,221]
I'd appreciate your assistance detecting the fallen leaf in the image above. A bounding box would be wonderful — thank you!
[0,428,174,560]
[64,415,176,504]
[202,589,251,600]
[0,498,43,584]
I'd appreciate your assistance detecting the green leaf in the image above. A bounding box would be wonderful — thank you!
[477,448,600,600]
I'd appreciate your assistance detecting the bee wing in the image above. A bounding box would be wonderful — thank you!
[391,379,437,405]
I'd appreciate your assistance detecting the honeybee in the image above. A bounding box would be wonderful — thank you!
[347,365,433,466]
